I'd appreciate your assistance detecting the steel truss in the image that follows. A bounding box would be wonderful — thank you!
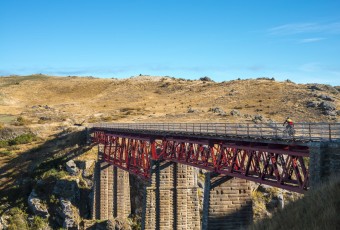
[93,130,309,193]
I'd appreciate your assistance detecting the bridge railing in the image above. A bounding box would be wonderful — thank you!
[89,122,340,141]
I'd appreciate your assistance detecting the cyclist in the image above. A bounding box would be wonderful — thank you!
[283,117,295,136]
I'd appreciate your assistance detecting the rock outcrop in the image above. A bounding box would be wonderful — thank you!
[28,189,50,219]
[318,101,337,116]
[53,180,80,203]
[66,160,79,176]
[58,199,79,229]
[318,94,334,101]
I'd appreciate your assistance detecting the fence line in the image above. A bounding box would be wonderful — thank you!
[89,122,340,141]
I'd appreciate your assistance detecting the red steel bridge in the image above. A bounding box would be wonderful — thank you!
[90,122,340,193]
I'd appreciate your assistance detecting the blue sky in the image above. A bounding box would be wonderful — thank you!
[1,0,340,85]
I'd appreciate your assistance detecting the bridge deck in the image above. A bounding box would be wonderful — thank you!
[90,122,340,142]
[90,123,339,193]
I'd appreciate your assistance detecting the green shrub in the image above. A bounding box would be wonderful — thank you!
[49,194,58,204]
[41,168,67,180]
[0,140,8,148]
[8,133,37,145]
[30,216,49,230]
[7,207,29,230]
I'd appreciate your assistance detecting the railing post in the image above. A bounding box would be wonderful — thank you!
[247,124,249,137]
[329,123,332,141]
[309,123,312,141]
[275,123,278,138]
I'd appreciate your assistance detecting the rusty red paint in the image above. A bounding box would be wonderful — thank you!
[92,130,309,193]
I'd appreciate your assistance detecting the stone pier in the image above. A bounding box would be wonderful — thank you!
[202,173,253,230]
[309,141,340,187]
[92,147,131,220]
[142,161,200,230]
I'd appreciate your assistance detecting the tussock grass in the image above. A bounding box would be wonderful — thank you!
[8,133,37,145]
[0,133,37,148]
[0,150,12,156]
[2,75,336,124]
[0,115,16,124]
[249,176,340,230]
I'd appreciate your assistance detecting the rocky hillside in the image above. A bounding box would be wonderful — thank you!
[0,74,339,229]
[1,75,339,125]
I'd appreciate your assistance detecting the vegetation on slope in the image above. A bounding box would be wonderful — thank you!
[0,126,90,229]
[0,75,339,229]
[249,176,340,230]
[1,75,339,125]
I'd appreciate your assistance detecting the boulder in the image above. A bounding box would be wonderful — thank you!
[0,215,8,230]
[324,110,337,116]
[210,107,221,113]
[318,101,337,115]
[230,109,240,116]
[53,180,80,203]
[306,101,318,108]
[28,189,50,219]
[107,218,132,230]
[66,160,79,176]
[59,199,79,229]
[209,107,226,116]
[308,84,322,91]
[187,107,197,113]
[0,127,28,141]
[252,114,263,123]
[77,160,95,177]
[243,114,252,118]
[318,94,334,101]
[308,84,339,93]
[84,160,95,170]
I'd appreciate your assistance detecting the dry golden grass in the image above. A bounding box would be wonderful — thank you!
[0,75,338,194]
[0,75,339,228]
[249,175,340,230]
[0,75,339,126]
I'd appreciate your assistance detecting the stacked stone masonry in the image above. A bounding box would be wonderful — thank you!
[204,175,253,230]
[309,142,340,187]
[143,161,200,230]
[92,147,131,220]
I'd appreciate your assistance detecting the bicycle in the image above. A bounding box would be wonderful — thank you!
[283,125,295,138]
